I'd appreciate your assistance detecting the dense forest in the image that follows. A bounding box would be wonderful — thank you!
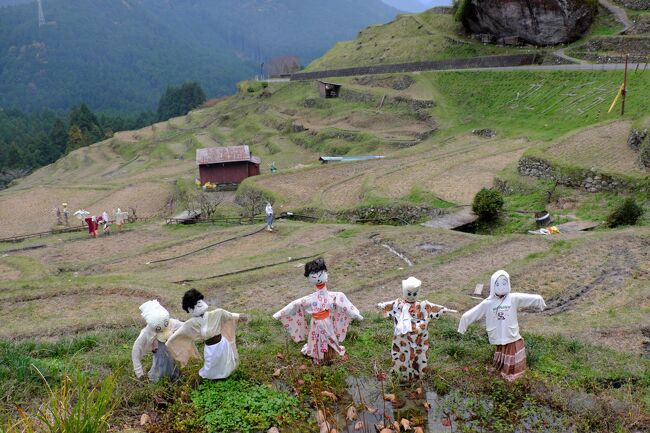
[0,0,398,112]
[0,82,207,188]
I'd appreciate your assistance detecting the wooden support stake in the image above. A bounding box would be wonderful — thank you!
[621,54,628,116]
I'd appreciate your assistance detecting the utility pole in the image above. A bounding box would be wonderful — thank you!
[260,62,264,81]
[37,0,45,26]
[621,54,628,116]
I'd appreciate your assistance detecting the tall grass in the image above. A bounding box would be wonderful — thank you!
[2,370,116,433]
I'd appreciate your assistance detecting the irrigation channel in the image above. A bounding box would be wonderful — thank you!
[285,374,575,433]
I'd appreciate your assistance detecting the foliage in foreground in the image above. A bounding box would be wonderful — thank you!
[191,378,307,433]
[2,372,115,433]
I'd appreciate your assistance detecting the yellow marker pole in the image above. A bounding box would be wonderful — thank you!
[608,85,622,113]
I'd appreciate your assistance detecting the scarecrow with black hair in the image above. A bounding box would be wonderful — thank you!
[166,288,247,379]
[377,277,456,381]
[273,257,363,364]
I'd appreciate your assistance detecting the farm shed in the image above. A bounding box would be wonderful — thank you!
[317,80,342,98]
[196,145,261,185]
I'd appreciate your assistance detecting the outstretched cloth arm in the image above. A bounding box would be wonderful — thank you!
[273,297,309,343]
[165,321,201,367]
[512,293,546,311]
[132,328,154,378]
[424,301,457,320]
[377,300,396,317]
[457,302,485,334]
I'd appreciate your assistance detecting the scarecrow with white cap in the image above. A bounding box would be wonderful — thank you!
[458,270,546,381]
[132,300,184,382]
[377,277,456,380]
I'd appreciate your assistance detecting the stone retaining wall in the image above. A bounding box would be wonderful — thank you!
[518,156,636,192]
[290,54,543,81]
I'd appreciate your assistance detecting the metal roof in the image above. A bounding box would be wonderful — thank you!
[319,155,385,162]
[196,145,257,165]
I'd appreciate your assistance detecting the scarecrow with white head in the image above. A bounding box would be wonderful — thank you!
[166,288,246,379]
[458,270,546,381]
[132,300,183,382]
[273,258,363,364]
[377,277,456,380]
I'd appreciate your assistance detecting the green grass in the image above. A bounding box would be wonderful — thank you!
[427,70,650,140]
[307,10,532,71]
[403,185,456,208]
[2,312,648,431]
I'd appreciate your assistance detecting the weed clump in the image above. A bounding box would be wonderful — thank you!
[606,198,644,227]
[191,379,307,433]
[472,188,504,221]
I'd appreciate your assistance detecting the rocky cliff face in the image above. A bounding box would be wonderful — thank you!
[461,0,597,46]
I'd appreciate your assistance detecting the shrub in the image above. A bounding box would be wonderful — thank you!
[192,379,306,433]
[472,188,504,221]
[606,198,644,227]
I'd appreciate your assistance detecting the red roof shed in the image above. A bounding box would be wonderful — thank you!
[196,145,261,185]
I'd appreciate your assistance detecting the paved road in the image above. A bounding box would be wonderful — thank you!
[441,62,645,72]
[598,0,633,33]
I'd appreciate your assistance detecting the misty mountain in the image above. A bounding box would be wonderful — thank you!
[0,0,398,112]
[381,0,451,12]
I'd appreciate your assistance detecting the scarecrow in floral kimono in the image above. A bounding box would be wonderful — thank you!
[377,277,456,381]
[273,257,363,364]
[458,270,546,381]
[166,288,247,379]
[132,300,183,382]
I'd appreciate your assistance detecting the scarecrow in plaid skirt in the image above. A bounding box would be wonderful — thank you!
[458,270,546,381]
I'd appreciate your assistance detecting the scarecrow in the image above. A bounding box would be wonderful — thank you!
[265,202,274,232]
[114,208,128,232]
[166,288,247,379]
[273,258,363,364]
[377,277,456,380]
[132,300,183,382]
[458,270,546,381]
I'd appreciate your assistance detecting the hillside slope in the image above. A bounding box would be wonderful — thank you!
[0,0,399,111]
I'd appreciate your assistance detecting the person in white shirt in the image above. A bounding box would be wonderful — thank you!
[265,202,274,232]
[458,270,546,381]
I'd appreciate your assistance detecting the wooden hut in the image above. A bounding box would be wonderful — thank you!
[196,145,261,185]
[317,80,342,98]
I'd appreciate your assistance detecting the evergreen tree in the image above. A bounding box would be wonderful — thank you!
[69,103,104,145]
[49,118,68,157]
[156,82,206,122]
[66,125,84,153]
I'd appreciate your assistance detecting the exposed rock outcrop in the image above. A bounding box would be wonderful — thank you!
[461,0,597,46]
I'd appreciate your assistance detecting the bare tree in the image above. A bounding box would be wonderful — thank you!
[191,190,225,220]
[235,188,273,222]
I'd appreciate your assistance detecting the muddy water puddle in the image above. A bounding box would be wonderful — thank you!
[335,376,574,433]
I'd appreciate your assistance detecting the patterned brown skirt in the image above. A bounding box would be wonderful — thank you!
[493,338,526,381]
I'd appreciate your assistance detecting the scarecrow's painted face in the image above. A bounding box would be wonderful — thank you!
[308,270,328,286]
[403,286,419,302]
[151,319,170,333]
[494,275,510,297]
[189,300,209,317]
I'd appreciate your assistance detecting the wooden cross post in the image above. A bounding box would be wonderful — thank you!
[621,54,629,116]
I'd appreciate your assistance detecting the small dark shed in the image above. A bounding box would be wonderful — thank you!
[317,80,342,98]
[196,145,261,185]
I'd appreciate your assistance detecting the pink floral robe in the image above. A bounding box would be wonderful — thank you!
[273,288,363,362]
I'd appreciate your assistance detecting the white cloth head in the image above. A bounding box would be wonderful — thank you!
[139,300,170,329]
[402,277,421,301]
[489,270,511,298]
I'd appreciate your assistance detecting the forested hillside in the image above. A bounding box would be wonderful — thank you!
[0,0,398,112]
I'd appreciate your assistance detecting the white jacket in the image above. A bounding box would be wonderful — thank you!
[458,270,546,345]
[132,318,183,378]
